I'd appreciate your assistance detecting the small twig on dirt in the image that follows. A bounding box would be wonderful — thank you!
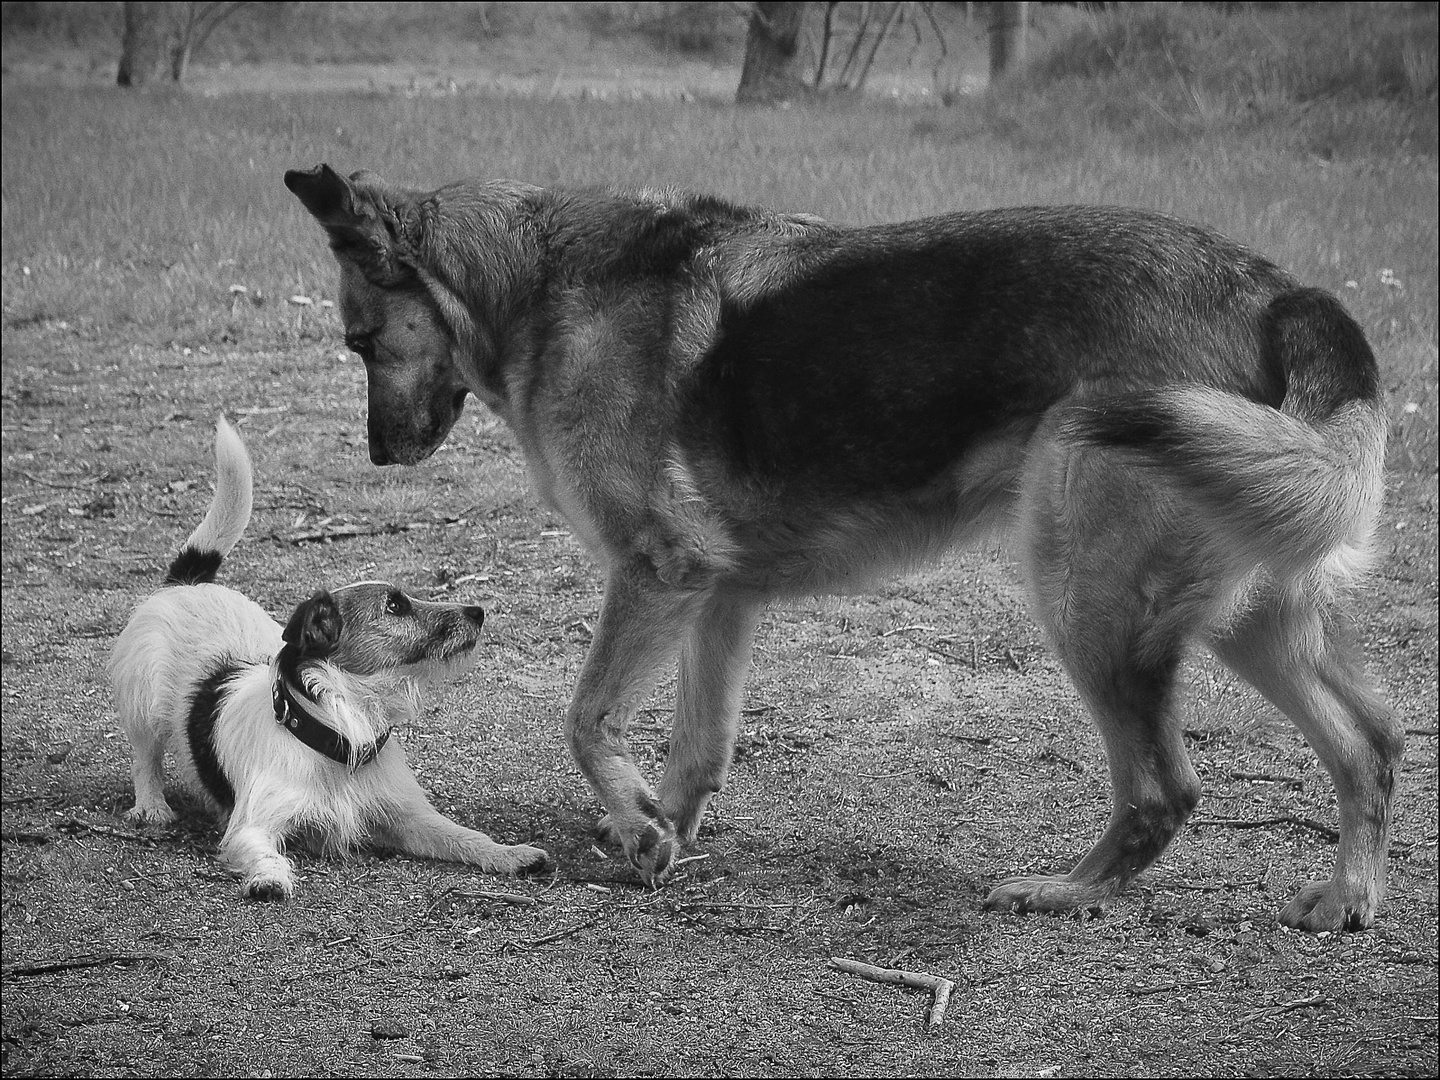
[829,956,956,1030]
[1154,879,1227,892]
[0,830,53,845]
[924,643,976,667]
[276,521,433,546]
[676,901,804,912]
[1128,979,1214,996]
[881,624,938,637]
[431,888,542,911]
[470,889,541,906]
[945,733,993,745]
[13,468,103,491]
[4,953,165,977]
[520,919,599,949]
[1189,815,1339,841]
[137,500,185,518]
[1003,648,1025,672]
[1227,770,1304,788]
[1405,728,1438,737]
[1240,994,1331,1025]
[41,818,158,845]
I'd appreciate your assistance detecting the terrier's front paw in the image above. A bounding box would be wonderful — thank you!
[242,872,294,902]
[498,843,551,876]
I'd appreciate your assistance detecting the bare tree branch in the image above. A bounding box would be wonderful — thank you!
[851,2,905,91]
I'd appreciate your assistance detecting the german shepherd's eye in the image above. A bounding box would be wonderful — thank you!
[385,591,412,617]
[345,333,374,361]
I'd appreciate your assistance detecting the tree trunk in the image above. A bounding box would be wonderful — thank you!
[736,1,808,105]
[987,0,1028,83]
[170,39,191,83]
[117,1,165,87]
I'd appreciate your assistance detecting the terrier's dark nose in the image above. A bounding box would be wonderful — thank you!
[463,605,485,628]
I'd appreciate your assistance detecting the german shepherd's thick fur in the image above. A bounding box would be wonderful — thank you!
[287,164,1399,931]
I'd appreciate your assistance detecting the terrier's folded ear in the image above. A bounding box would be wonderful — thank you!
[282,591,344,659]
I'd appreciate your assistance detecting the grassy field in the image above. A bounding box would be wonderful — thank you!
[2,3,1437,1077]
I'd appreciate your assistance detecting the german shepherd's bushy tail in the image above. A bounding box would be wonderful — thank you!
[164,417,254,586]
[1069,288,1387,585]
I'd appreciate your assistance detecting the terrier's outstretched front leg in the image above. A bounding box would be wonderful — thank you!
[567,562,704,886]
[373,755,550,875]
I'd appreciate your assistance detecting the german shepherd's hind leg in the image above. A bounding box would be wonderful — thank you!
[372,767,550,875]
[987,438,1203,917]
[1209,588,1401,931]
[657,588,765,841]
[985,646,1199,916]
[568,561,705,885]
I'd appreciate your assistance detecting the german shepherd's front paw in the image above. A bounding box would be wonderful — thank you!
[627,819,678,888]
[124,803,177,827]
[983,874,1112,917]
[596,805,678,887]
[1279,880,1376,932]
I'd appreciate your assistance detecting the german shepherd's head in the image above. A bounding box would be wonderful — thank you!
[285,165,536,466]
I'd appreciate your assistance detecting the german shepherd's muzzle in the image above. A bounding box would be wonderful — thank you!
[287,163,1400,933]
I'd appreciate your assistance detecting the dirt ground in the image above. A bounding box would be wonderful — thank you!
[2,5,1438,1069]
[1,330,1436,1077]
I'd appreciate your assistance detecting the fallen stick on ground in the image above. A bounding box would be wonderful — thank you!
[1189,814,1339,841]
[4,953,164,977]
[829,956,956,1029]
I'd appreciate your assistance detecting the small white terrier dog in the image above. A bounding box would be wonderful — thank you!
[109,417,547,899]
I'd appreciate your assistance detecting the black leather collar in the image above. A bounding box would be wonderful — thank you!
[272,661,390,769]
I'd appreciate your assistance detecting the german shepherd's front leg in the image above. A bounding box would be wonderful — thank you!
[658,588,765,841]
[568,561,705,885]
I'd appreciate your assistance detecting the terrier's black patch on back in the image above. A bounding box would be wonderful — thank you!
[185,661,239,810]
[166,546,223,586]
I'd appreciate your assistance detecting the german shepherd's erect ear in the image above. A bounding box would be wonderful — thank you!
[284,164,415,285]
[281,590,345,659]
[283,164,359,227]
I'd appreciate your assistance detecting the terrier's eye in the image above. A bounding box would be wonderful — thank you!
[385,591,412,617]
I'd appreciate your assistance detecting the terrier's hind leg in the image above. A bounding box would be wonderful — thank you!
[121,714,177,826]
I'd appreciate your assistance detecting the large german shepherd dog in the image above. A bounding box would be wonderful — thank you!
[286,164,1400,932]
